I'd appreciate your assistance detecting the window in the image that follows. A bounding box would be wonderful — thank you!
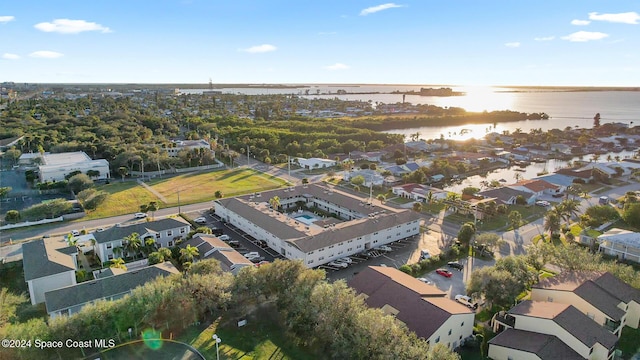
[167,230,173,237]
[319,248,325,252]
[309,251,315,255]
[168,241,174,247]
[448,329,452,335]
[329,245,334,249]
[319,256,324,261]
[357,245,362,248]
[307,259,314,264]
[106,243,112,249]
[387,235,391,239]
[461,322,464,327]
[108,254,113,260]
[347,248,352,251]
[435,336,440,343]
[155,233,160,239]
[589,347,594,355]
[180,227,186,234]
[374,232,379,235]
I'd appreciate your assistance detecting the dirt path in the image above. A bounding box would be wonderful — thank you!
[137,179,169,203]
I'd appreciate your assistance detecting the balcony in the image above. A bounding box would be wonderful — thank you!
[604,318,621,334]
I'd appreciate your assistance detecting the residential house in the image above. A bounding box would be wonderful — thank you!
[348,266,474,349]
[45,262,179,318]
[165,139,212,157]
[535,173,577,189]
[478,187,536,205]
[22,239,77,305]
[349,151,386,162]
[488,328,584,360]
[491,300,618,360]
[209,250,254,275]
[92,218,191,263]
[508,179,564,198]
[294,157,337,169]
[392,183,448,202]
[556,168,594,183]
[344,169,385,187]
[576,163,619,179]
[597,229,640,264]
[531,271,640,334]
[384,162,422,176]
[179,233,233,259]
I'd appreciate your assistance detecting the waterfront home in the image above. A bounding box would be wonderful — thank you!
[478,187,535,205]
[392,183,448,202]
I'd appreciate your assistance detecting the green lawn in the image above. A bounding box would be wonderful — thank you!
[148,168,289,205]
[618,326,640,359]
[178,316,315,360]
[85,169,289,219]
[84,181,158,219]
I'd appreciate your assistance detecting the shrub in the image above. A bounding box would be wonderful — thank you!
[399,264,412,275]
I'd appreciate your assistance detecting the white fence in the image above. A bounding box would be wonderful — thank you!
[0,216,64,231]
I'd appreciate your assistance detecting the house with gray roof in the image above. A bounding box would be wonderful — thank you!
[22,239,77,305]
[45,262,178,318]
[478,186,535,205]
[597,228,640,264]
[488,328,583,360]
[348,266,474,350]
[532,271,640,333]
[209,250,254,275]
[214,183,421,268]
[491,300,618,360]
[92,217,191,263]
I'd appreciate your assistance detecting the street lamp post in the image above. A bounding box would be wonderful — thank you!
[212,334,221,360]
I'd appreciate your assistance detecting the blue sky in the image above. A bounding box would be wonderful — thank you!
[1,1,639,85]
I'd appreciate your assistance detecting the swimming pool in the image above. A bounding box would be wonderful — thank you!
[294,214,317,225]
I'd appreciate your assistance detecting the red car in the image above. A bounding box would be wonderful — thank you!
[436,268,453,278]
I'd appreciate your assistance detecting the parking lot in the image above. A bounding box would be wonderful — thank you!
[185,209,494,301]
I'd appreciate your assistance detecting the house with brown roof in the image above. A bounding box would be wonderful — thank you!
[531,271,640,334]
[491,300,618,360]
[508,179,563,198]
[209,250,254,275]
[348,266,474,350]
[488,328,584,360]
[179,233,233,259]
[214,184,421,268]
[478,187,536,205]
[22,239,78,305]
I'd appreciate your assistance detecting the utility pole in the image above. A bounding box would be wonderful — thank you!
[247,145,250,167]
[177,189,181,214]
[288,155,291,178]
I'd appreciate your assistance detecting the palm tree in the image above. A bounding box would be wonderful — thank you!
[147,201,159,219]
[376,194,386,203]
[124,232,143,259]
[110,258,127,271]
[158,247,172,261]
[544,210,561,240]
[112,246,123,258]
[412,202,423,212]
[144,237,157,255]
[557,199,580,225]
[180,244,199,264]
[268,196,281,211]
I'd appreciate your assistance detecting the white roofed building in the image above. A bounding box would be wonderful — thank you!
[36,151,110,182]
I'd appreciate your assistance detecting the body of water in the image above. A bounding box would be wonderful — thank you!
[180,85,639,141]
[443,150,638,194]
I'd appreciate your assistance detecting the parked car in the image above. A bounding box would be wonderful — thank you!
[134,212,148,219]
[599,196,609,205]
[227,240,240,248]
[535,200,550,207]
[243,252,260,260]
[211,228,224,236]
[335,257,353,264]
[95,227,105,233]
[447,261,464,270]
[455,294,478,310]
[256,240,268,248]
[436,268,453,278]
[328,261,349,268]
[255,260,270,267]
[250,256,265,263]
[375,245,392,252]
[417,277,432,284]
[420,249,431,260]
[218,234,230,241]
[71,230,80,237]
[194,217,207,224]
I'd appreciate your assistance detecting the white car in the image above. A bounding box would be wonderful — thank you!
[375,245,392,252]
[420,249,431,260]
[455,294,472,302]
[134,212,148,219]
[335,257,353,264]
[95,227,105,233]
[535,201,550,207]
[218,234,230,241]
[328,261,348,268]
[243,252,260,259]
[417,278,432,284]
[194,217,207,224]
[71,230,80,236]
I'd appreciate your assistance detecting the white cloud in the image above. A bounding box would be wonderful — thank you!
[29,50,64,58]
[571,19,591,26]
[34,19,111,34]
[0,15,15,23]
[505,42,521,48]
[588,11,640,24]
[2,53,20,60]
[534,36,555,41]
[240,44,277,53]
[360,3,404,16]
[561,31,609,42]
[325,63,350,70]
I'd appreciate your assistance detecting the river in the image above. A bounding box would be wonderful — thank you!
[180,85,640,141]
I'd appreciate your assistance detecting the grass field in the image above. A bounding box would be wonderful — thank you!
[84,181,158,220]
[85,169,289,219]
[147,168,289,205]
